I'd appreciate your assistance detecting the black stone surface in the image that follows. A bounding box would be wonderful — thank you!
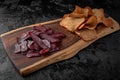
[0,0,120,80]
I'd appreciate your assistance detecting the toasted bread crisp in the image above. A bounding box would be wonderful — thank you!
[69,6,91,18]
[73,6,83,14]
[84,16,98,30]
[92,9,104,23]
[63,14,70,18]
[75,29,97,41]
[60,5,113,41]
[78,23,85,29]
[60,17,85,32]
[102,18,113,27]
[78,15,97,30]
[69,12,85,18]
[84,6,93,16]
[92,9,113,27]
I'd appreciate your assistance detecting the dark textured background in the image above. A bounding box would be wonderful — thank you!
[0,0,120,80]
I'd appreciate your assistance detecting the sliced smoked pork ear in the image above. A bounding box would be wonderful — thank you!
[75,29,97,41]
[60,17,85,32]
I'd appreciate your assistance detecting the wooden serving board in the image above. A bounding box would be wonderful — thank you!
[0,18,119,76]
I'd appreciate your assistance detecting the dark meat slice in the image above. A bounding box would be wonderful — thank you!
[29,32,48,49]
[28,43,34,50]
[27,40,40,50]
[50,43,60,52]
[33,25,51,34]
[40,33,60,43]
[33,25,49,33]
[33,42,40,51]
[26,50,40,58]
[42,39,51,48]
[18,32,30,43]
[39,24,50,30]
[46,29,53,35]
[14,43,21,53]
[33,26,46,33]
[29,30,41,35]
[51,43,57,49]
[50,47,60,52]
[21,51,27,55]
[50,33,66,39]
[20,40,28,52]
[27,40,34,49]
[39,48,49,55]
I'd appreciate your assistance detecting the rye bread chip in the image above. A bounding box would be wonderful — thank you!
[75,29,97,41]
[63,14,70,18]
[78,23,85,29]
[83,8,89,17]
[73,5,83,14]
[78,16,97,30]
[84,16,98,29]
[95,24,107,33]
[69,12,86,18]
[86,16,97,25]
[92,9,113,27]
[69,6,85,18]
[60,17,85,32]
[84,6,93,16]
[83,6,93,17]
[92,8,104,23]
[102,18,113,27]
[70,6,93,18]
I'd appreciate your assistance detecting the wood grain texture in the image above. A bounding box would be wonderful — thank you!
[0,17,119,76]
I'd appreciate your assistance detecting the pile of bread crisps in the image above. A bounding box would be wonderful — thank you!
[60,6,113,41]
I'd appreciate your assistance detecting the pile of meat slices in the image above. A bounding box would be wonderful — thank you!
[60,6,113,41]
[14,25,65,58]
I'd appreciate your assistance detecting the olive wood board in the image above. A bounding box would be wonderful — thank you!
[0,17,119,76]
